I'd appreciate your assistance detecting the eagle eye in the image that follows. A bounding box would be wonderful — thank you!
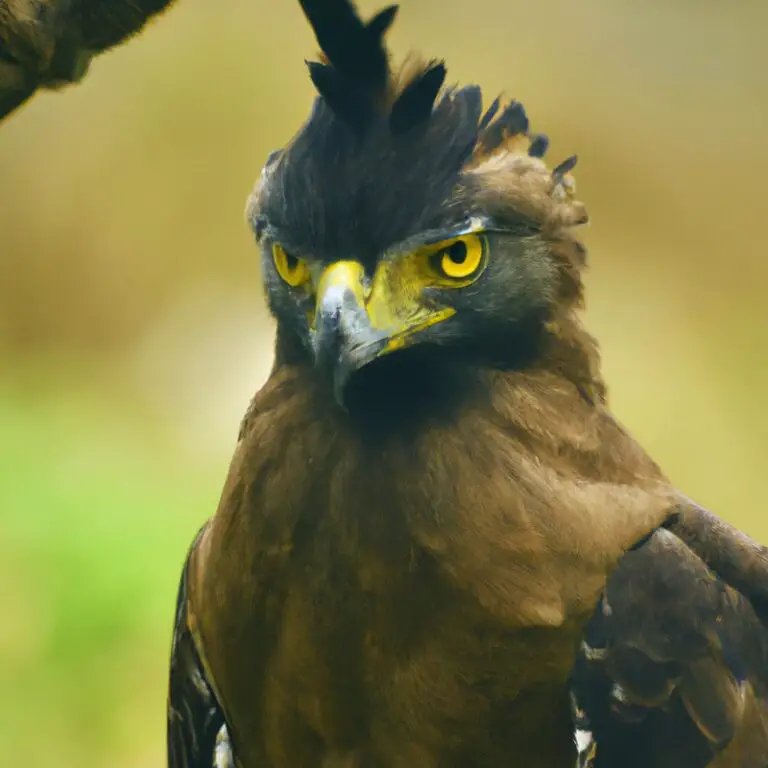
[430,233,487,282]
[273,243,310,287]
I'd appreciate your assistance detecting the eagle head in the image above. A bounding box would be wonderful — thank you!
[247,0,589,415]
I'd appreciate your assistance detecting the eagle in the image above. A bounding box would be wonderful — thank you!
[11,1,760,766]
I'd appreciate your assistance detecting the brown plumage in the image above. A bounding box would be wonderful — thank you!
[166,2,768,767]
[0,0,176,121]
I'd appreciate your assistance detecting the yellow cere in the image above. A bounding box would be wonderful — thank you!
[272,243,310,287]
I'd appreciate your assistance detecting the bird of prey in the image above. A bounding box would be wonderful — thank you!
[0,0,176,120]
[166,1,768,766]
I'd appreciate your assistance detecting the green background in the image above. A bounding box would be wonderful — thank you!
[1,0,766,764]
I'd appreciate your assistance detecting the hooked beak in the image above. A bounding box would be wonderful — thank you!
[309,261,454,406]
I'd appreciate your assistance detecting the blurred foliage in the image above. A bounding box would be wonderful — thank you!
[0,0,766,765]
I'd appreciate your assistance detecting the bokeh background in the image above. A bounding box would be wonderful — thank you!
[1,0,766,764]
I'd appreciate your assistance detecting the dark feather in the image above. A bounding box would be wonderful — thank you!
[365,5,399,42]
[528,132,550,158]
[570,523,768,768]
[553,154,579,182]
[665,503,768,624]
[389,62,446,134]
[478,99,529,153]
[298,0,396,128]
[478,95,501,132]
[307,60,376,129]
[167,525,227,768]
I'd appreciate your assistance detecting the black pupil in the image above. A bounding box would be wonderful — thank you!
[446,240,467,264]
[284,251,299,271]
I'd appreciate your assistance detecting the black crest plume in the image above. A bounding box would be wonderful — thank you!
[299,0,445,133]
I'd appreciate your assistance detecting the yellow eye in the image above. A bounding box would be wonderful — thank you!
[272,243,310,287]
[432,234,486,281]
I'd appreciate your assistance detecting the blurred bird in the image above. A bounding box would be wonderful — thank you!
[0,0,176,120]
[166,1,768,766]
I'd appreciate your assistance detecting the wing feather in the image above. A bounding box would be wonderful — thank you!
[167,524,233,768]
[571,512,768,768]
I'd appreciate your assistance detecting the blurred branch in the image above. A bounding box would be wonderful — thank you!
[0,0,177,121]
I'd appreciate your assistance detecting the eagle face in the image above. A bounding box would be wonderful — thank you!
[252,121,568,411]
[247,4,585,414]
[258,218,559,409]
